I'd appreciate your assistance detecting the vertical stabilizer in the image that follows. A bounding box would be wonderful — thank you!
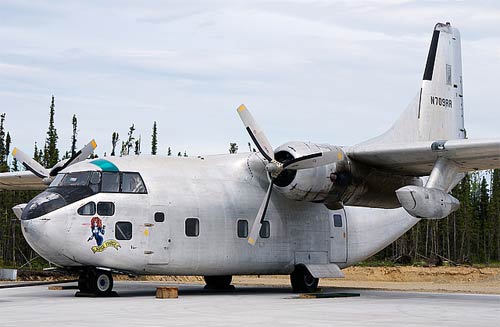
[360,22,465,145]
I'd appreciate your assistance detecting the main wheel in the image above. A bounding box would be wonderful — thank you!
[290,265,319,293]
[203,275,233,289]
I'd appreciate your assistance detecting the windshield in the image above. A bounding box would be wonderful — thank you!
[50,171,147,194]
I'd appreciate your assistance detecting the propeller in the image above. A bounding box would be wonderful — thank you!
[12,139,97,183]
[237,105,337,245]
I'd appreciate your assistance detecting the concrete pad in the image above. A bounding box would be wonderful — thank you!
[0,281,499,326]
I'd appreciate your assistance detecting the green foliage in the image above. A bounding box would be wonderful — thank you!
[111,132,119,156]
[121,124,135,156]
[43,96,59,167]
[151,121,158,155]
[71,114,78,157]
[229,142,238,154]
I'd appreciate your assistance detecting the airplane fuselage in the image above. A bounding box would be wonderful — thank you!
[20,153,419,276]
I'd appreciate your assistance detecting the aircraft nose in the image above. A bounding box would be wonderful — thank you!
[21,191,67,220]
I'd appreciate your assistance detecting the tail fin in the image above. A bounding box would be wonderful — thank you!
[362,22,465,145]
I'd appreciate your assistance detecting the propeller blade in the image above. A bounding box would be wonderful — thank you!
[283,150,341,170]
[237,105,274,162]
[12,148,49,179]
[248,180,274,245]
[50,139,97,176]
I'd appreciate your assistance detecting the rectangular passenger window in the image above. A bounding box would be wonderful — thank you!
[155,212,165,223]
[77,202,96,216]
[333,214,342,227]
[97,202,115,216]
[115,221,132,240]
[101,172,120,193]
[121,172,147,193]
[237,220,248,238]
[185,218,199,237]
[259,221,270,238]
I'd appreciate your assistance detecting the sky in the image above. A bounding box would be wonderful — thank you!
[1,0,500,160]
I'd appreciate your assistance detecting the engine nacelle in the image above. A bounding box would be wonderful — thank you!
[272,141,349,204]
[396,185,460,219]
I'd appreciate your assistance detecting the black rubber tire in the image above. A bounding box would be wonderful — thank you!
[92,270,114,295]
[203,275,233,289]
[290,265,319,293]
[78,268,113,295]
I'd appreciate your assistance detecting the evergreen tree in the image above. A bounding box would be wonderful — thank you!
[183,151,188,157]
[229,142,238,154]
[151,121,158,155]
[43,95,59,167]
[167,147,172,156]
[70,114,78,157]
[0,113,6,172]
[111,132,119,156]
[134,136,141,155]
[177,152,182,157]
[121,124,135,156]
[490,169,500,260]
[3,132,11,172]
[11,157,19,172]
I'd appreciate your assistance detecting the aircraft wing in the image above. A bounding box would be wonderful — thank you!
[346,138,500,176]
[0,171,47,190]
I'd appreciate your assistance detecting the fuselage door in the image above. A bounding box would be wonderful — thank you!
[329,209,347,263]
[145,205,170,266]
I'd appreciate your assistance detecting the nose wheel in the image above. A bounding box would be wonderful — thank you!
[78,268,114,296]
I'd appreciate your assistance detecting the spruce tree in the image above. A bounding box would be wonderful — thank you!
[177,152,182,157]
[121,124,135,156]
[183,151,188,157]
[167,147,172,156]
[43,95,59,167]
[134,136,141,155]
[70,114,78,156]
[0,113,5,171]
[151,121,158,155]
[229,142,238,154]
[111,132,119,156]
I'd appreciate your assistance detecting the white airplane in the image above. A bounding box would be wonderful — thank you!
[1,22,499,295]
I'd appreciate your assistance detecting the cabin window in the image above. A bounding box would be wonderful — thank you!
[185,218,199,237]
[121,172,147,193]
[259,221,270,238]
[115,221,132,240]
[77,202,96,216]
[155,212,165,223]
[237,220,248,238]
[97,202,115,216]
[101,172,120,193]
[333,214,342,227]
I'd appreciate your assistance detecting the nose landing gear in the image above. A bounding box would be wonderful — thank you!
[78,268,114,296]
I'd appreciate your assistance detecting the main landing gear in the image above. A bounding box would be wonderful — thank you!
[78,268,114,296]
[290,265,319,293]
[203,275,233,290]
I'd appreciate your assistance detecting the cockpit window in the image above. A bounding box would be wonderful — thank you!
[48,171,147,194]
[49,173,65,187]
[101,172,120,193]
[60,172,91,187]
[121,172,147,194]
